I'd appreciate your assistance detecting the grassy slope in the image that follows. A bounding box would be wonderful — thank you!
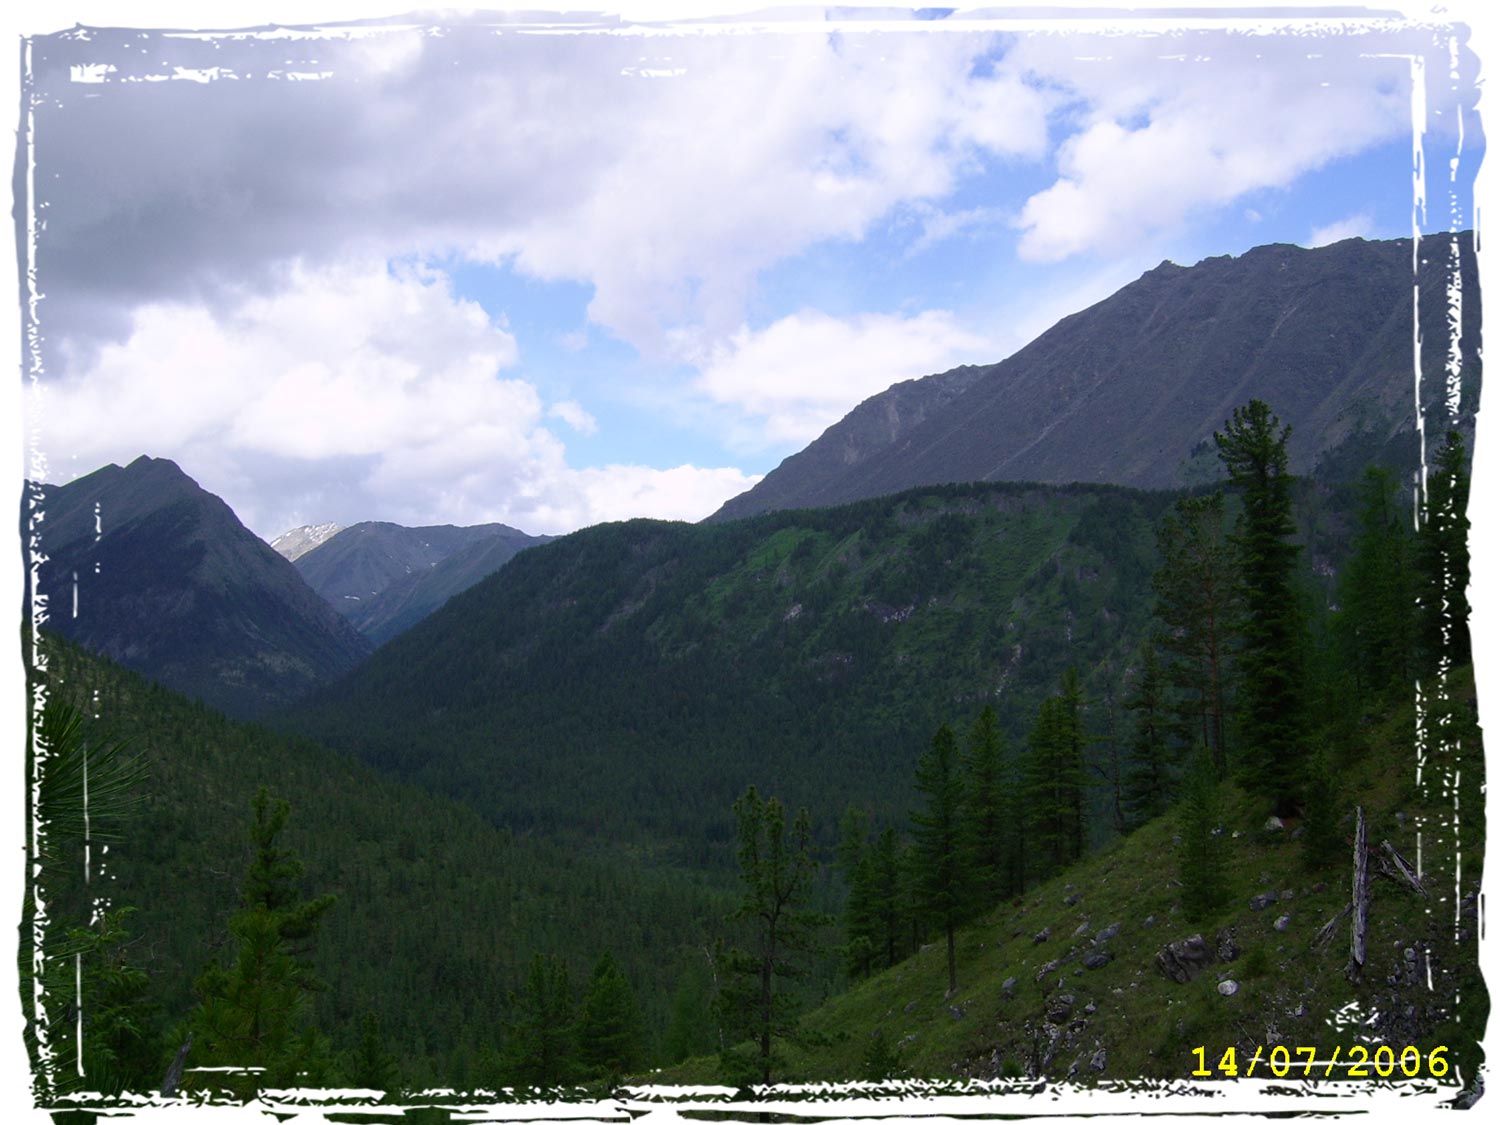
[659,682,1485,1093]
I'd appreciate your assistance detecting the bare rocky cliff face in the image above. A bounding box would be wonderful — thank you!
[270,522,345,562]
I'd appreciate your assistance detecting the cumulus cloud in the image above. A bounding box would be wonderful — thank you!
[548,401,599,435]
[1307,211,1374,248]
[694,309,991,446]
[29,24,1054,365]
[36,261,752,536]
[1008,32,1413,261]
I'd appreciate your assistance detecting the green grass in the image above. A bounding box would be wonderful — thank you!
[652,688,1485,1094]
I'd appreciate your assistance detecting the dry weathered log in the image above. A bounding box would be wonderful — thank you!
[1379,839,1426,896]
[160,1031,193,1098]
[1348,806,1369,981]
[1313,902,1353,948]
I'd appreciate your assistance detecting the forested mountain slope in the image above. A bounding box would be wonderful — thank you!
[280,481,1189,861]
[22,456,371,718]
[712,232,1479,521]
[31,634,735,1088]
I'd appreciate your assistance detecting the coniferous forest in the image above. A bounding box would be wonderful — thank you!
[18,398,1485,1108]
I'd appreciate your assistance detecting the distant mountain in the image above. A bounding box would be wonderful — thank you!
[280,480,1187,859]
[22,456,372,718]
[712,233,1480,521]
[270,522,344,561]
[294,520,549,641]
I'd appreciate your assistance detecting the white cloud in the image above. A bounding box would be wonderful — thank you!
[1307,211,1374,248]
[36,260,753,537]
[1009,35,1412,262]
[32,25,1058,364]
[548,400,599,435]
[694,309,991,447]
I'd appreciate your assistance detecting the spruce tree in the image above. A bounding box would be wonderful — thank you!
[344,1013,399,1094]
[911,723,974,995]
[1122,644,1174,827]
[1214,400,1305,810]
[1024,670,1087,876]
[186,787,337,1095]
[501,953,577,1087]
[576,952,644,1079]
[836,807,879,979]
[1152,492,1234,776]
[961,707,1009,905]
[1337,466,1416,699]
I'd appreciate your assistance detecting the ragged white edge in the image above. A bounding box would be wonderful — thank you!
[4,2,1493,1122]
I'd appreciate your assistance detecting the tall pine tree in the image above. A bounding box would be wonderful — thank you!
[186,788,337,1095]
[912,724,975,995]
[718,787,822,1084]
[1025,670,1087,876]
[1152,492,1234,776]
[1214,400,1305,810]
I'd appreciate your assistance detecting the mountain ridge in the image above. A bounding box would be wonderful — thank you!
[711,233,1479,521]
[23,455,372,718]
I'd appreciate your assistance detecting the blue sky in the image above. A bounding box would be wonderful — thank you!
[12,4,1484,538]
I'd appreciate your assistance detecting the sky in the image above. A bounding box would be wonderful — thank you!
[11,3,1487,541]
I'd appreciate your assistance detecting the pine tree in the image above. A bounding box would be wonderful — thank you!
[1338,466,1417,698]
[1122,644,1174,827]
[911,723,974,995]
[501,953,577,1087]
[576,952,644,1079]
[1024,670,1087,877]
[1152,492,1234,776]
[1215,400,1305,810]
[961,707,1009,905]
[185,787,337,1095]
[718,786,822,1084]
[344,1013,399,1095]
[24,698,157,1098]
[836,807,879,979]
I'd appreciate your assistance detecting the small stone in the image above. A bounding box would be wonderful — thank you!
[1033,927,1052,944]
[1274,914,1291,932]
[1083,1002,1097,1015]
[1001,976,1017,995]
[1094,923,1121,944]
[1083,950,1113,970]
[949,1005,966,1021]
[1404,947,1418,963]
[1218,980,1239,996]
[1264,815,1285,832]
[1073,920,1091,938]
[1091,1048,1108,1072]
[905,1000,919,1013]
[1142,915,1156,929]
[1249,891,1278,911]
[1292,1002,1307,1018]
[1280,889,1295,900]
[1064,893,1082,906]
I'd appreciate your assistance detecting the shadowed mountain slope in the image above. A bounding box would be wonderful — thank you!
[23,456,372,718]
